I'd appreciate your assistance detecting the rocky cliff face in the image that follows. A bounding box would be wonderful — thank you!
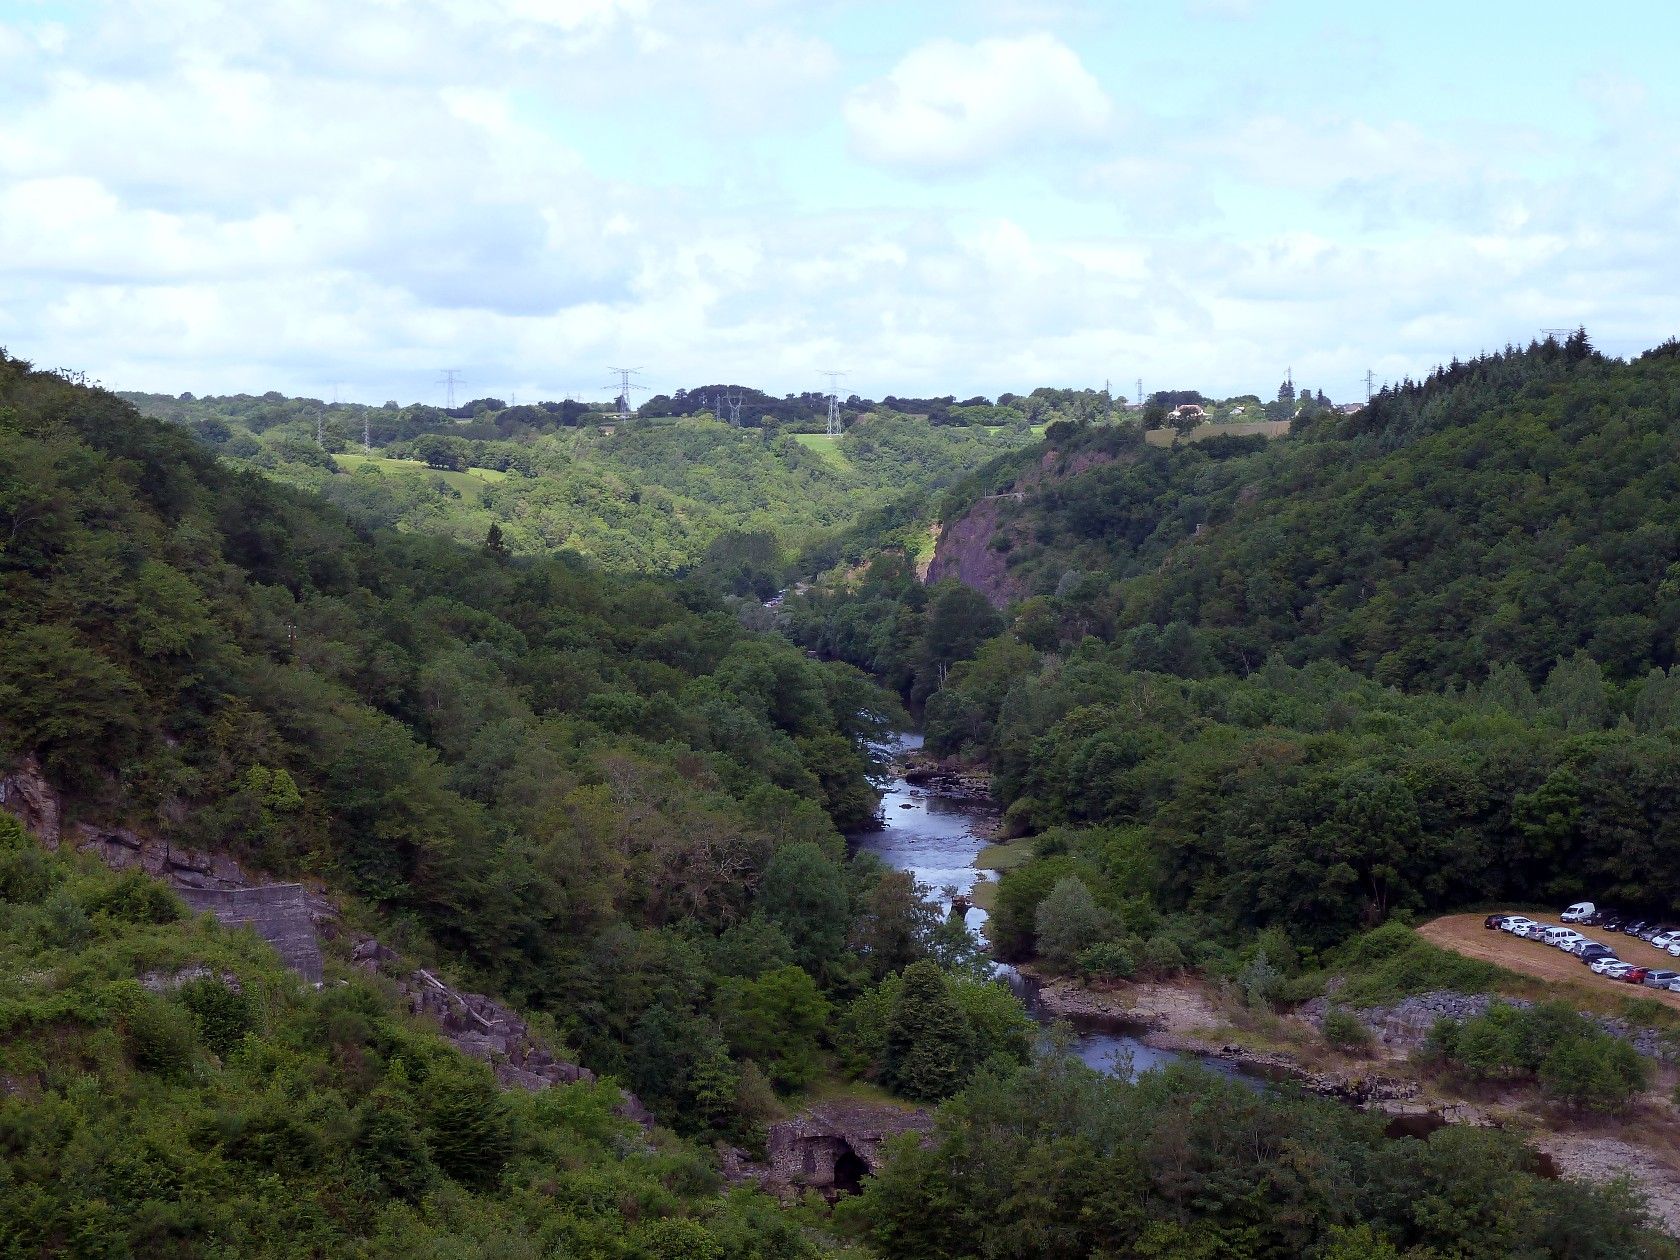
[923,445,1118,608]
[923,494,1021,607]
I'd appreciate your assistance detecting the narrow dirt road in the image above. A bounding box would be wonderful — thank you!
[1419,915,1680,1012]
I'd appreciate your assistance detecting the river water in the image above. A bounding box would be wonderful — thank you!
[848,735,1242,1081]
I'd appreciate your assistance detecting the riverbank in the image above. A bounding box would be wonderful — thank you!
[865,738,1680,1233]
[1023,963,1680,1232]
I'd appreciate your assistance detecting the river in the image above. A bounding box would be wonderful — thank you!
[848,734,1244,1081]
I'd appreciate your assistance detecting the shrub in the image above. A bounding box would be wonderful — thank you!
[1540,1036,1649,1112]
[1140,936,1186,978]
[121,991,198,1077]
[1321,1008,1372,1053]
[1077,940,1136,982]
[177,977,254,1059]
[83,870,181,925]
[1033,876,1112,969]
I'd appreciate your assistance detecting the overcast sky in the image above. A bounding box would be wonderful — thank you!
[3,0,1678,405]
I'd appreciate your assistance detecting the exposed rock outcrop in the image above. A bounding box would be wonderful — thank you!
[896,749,993,805]
[0,755,61,843]
[924,495,1020,607]
[1299,990,1676,1060]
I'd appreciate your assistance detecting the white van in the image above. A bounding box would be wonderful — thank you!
[1541,926,1585,948]
[1561,901,1597,924]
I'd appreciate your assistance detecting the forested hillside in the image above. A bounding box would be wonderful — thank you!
[125,389,1037,578]
[787,337,1680,957]
[9,352,1680,1256]
[1,349,1021,1149]
[0,816,810,1258]
[835,335,1680,690]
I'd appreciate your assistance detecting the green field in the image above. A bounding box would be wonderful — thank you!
[976,840,1034,873]
[335,451,508,494]
[791,431,853,470]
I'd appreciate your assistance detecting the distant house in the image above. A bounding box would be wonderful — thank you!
[1169,404,1207,423]
[1334,402,1364,415]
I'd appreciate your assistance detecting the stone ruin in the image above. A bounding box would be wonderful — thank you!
[726,1101,933,1199]
[176,884,324,984]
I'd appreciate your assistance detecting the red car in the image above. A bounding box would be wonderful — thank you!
[1620,967,1648,984]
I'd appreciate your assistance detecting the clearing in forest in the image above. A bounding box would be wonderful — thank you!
[334,452,508,494]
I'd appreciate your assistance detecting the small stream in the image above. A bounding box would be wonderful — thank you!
[848,735,1245,1082]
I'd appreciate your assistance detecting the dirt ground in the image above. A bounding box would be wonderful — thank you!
[1419,915,1680,1012]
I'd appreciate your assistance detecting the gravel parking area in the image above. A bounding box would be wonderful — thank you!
[1418,915,1680,1012]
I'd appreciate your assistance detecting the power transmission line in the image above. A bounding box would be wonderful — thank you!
[1365,369,1377,403]
[1136,377,1143,407]
[820,370,848,438]
[436,369,463,409]
[605,366,646,420]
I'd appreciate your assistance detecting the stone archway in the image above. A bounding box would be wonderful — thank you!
[832,1143,869,1196]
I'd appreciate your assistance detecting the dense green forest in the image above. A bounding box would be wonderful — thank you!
[786,338,1680,959]
[1,350,1035,1151]
[124,388,1037,578]
[803,334,1680,690]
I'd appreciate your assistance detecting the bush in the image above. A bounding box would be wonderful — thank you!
[83,869,182,924]
[1140,936,1186,978]
[1077,940,1136,981]
[177,977,254,1059]
[1333,926,1502,1006]
[1321,1008,1372,1053]
[1540,1035,1649,1112]
[121,990,199,1077]
[1034,876,1112,969]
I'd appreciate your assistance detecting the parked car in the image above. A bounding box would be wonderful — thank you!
[1590,957,1629,976]
[1484,914,1509,930]
[1620,967,1649,984]
[1561,901,1597,924]
[1666,941,1680,958]
[1540,926,1583,947]
[1599,915,1625,932]
[1520,922,1555,940]
[1652,930,1680,951]
[1501,916,1538,936]
[1563,937,1601,955]
[1666,977,1680,994]
[1621,919,1649,936]
[1578,944,1616,963]
[1642,969,1680,989]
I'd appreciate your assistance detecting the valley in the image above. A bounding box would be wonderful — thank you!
[7,338,1680,1257]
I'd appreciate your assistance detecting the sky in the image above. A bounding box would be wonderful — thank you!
[2,0,1678,406]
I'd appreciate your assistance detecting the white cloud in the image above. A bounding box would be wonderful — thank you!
[844,33,1114,173]
[2,2,1679,409]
